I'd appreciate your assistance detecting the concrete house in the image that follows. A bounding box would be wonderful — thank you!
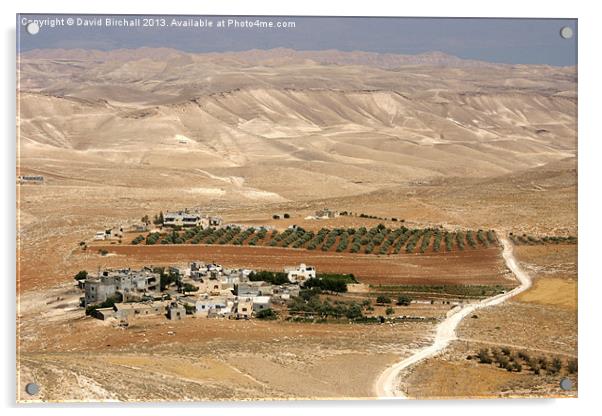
[114,301,167,319]
[164,210,223,228]
[164,210,202,228]
[272,284,300,300]
[84,278,116,306]
[84,268,160,306]
[252,296,271,313]
[167,302,187,320]
[315,208,339,219]
[285,263,316,285]
[236,281,273,297]
[194,296,228,317]
[236,297,254,319]
[92,307,116,320]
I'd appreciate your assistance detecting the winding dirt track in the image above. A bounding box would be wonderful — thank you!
[373,238,532,399]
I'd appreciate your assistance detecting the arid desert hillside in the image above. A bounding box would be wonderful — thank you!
[18,48,576,204]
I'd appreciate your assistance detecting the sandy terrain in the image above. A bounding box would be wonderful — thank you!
[18,282,434,401]
[16,47,577,402]
[374,238,532,398]
[87,243,510,287]
[393,243,578,398]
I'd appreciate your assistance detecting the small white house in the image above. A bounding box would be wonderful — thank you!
[94,231,106,241]
[285,263,316,285]
[195,296,228,317]
[252,296,271,313]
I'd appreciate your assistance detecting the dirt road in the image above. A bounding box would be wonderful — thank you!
[373,237,532,398]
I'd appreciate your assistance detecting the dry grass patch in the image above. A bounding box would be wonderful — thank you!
[515,278,577,310]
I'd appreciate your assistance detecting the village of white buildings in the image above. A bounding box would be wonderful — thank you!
[78,261,316,324]
[79,207,340,325]
[77,207,433,326]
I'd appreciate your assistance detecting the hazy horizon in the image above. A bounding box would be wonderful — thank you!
[17,15,577,66]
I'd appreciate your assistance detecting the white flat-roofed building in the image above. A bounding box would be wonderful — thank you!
[285,263,316,285]
[252,296,271,313]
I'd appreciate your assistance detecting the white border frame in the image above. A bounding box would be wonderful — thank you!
[3,1,600,415]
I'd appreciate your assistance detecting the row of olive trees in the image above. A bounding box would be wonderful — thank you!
[475,347,577,375]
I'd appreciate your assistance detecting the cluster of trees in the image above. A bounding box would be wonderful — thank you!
[475,347,577,376]
[371,283,507,299]
[307,228,329,250]
[160,230,185,244]
[338,210,404,223]
[270,228,293,246]
[189,228,214,244]
[376,295,412,305]
[509,233,577,246]
[321,229,342,251]
[153,267,182,291]
[248,271,289,285]
[131,235,145,245]
[292,230,315,248]
[256,308,278,320]
[145,232,162,245]
[419,230,433,253]
[303,277,348,293]
[350,227,367,253]
[133,223,498,255]
[392,229,411,254]
[247,229,268,246]
[232,227,255,245]
[336,232,349,252]
[287,294,363,320]
[358,213,384,220]
[152,211,164,225]
[280,228,307,248]
[217,227,241,244]
[405,229,424,253]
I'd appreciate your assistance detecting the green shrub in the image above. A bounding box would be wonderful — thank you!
[256,308,278,320]
[376,295,391,304]
[74,270,88,281]
[396,295,412,306]
[478,348,493,364]
[568,358,578,374]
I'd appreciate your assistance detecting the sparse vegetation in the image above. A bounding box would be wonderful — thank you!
[473,347,576,377]
[509,232,576,245]
[370,284,508,299]
[287,293,364,321]
[256,308,278,320]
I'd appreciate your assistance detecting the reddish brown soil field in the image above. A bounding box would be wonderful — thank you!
[89,244,509,286]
